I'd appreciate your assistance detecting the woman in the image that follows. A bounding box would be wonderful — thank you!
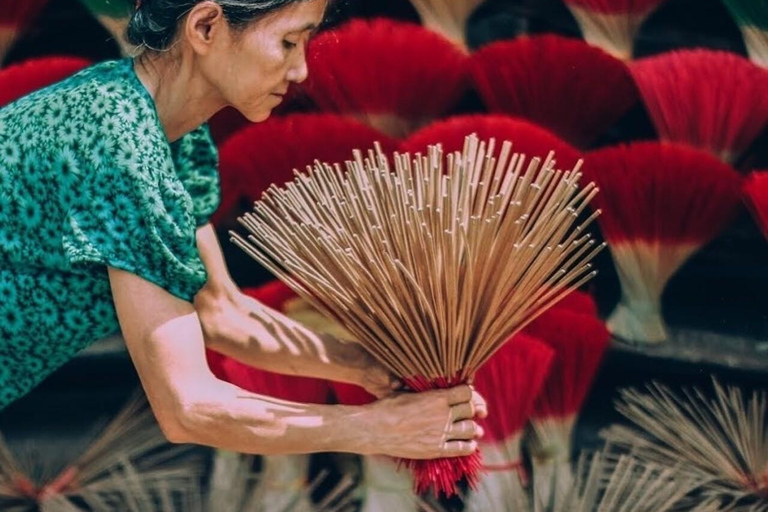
[0,0,487,460]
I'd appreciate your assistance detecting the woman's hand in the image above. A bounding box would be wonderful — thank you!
[360,385,488,460]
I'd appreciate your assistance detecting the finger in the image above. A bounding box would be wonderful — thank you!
[450,402,474,422]
[447,420,484,441]
[472,389,488,419]
[442,440,478,457]
[446,385,473,406]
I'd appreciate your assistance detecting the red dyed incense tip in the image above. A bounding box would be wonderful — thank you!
[0,56,92,108]
[583,142,744,245]
[744,171,768,240]
[397,374,483,497]
[332,382,376,406]
[554,289,598,317]
[630,50,768,163]
[469,35,638,147]
[213,113,400,227]
[526,310,610,419]
[402,114,582,171]
[474,333,554,442]
[302,17,468,137]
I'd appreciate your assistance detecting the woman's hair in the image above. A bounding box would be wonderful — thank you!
[126,0,313,51]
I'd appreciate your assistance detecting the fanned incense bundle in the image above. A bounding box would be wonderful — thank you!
[407,0,486,52]
[230,134,603,496]
[602,380,768,509]
[744,171,768,240]
[561,0,669,60]
[721,0,768,68]
[630,50,768,164]
[0,391,202,511]
[469,36,639,148]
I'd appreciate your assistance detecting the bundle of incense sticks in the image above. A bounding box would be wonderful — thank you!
[231,134,603,496]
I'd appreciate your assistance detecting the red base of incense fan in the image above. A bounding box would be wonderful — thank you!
[399,375,484,497]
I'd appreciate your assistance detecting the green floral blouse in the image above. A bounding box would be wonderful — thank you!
[0,58,221,410]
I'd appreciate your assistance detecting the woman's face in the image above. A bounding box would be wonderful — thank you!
[200,0,327,122]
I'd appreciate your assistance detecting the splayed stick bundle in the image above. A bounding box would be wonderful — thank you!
[0,391,202,512]
[630,50,768,164]
[721,0,768,68]
[744,171,768,240]
[406,0,486,52]
[231,134,603,496]
[561,0,669,60]
[602,380,768,509]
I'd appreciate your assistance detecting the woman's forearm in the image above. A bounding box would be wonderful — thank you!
[174,380,376,456]
[196,288,371,385]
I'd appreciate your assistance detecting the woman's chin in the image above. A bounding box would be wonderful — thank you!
[242,108,273,123]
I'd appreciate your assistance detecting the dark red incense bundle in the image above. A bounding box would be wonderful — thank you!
[0,0,50,65]
[553,290,598,317]
[744,171,768,240]
[524,309,611,507]
[212,113,400,227]
[402,114,582,171]
[302,18,468,138]
[469,35,639,147]
[630,49,768,164]
[583,142,743,343]
[561,0,670,60]
[0,56,91,107]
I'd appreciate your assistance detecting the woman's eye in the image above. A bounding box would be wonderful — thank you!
[283,40,297,50]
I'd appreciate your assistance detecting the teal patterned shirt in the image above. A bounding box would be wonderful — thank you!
[0,58,221,410]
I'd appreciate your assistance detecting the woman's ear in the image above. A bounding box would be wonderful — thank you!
[184,1,227,55]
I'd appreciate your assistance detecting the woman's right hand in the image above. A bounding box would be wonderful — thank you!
[361,385,487,460]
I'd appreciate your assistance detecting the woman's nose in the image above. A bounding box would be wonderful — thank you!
[286,48,309,84]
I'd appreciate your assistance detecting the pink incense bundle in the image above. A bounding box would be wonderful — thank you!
[524,309,610,509]
[464,334,554,512]
[744,171,768,240]
[402,114,582,170]
[630,49,768,164]
[0,55,91,107]
[583,142,744,344]
[469,35,639,148]
[562,0,669,60]
[302,18,468,138]
[0,0,49,65]
[212,113,400,228]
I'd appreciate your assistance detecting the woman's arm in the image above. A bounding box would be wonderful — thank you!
[108,266,485,458]
[192,224,393,395]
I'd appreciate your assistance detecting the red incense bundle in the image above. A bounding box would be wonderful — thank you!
[562,0,670,60]
[469,35,639,148]
[212,113,400,228]
[524,309,611,509]
[744,171,768,240]
[302,18,468,138]
[402,114,582,171]
[464,333,554,512]
[583,142,744,343]
[0,56,91,107]
[630,49,768,164]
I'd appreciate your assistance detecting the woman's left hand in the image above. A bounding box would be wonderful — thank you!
[355,348,402,399]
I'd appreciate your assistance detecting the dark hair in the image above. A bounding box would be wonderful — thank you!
[126,0,312,51]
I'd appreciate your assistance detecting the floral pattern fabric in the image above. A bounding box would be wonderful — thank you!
[0,58,221,410]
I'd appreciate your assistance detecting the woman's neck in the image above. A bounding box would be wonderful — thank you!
[133,52,226,142]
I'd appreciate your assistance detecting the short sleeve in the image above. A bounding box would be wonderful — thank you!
[62,136,208,302]
[171,124,221,227]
